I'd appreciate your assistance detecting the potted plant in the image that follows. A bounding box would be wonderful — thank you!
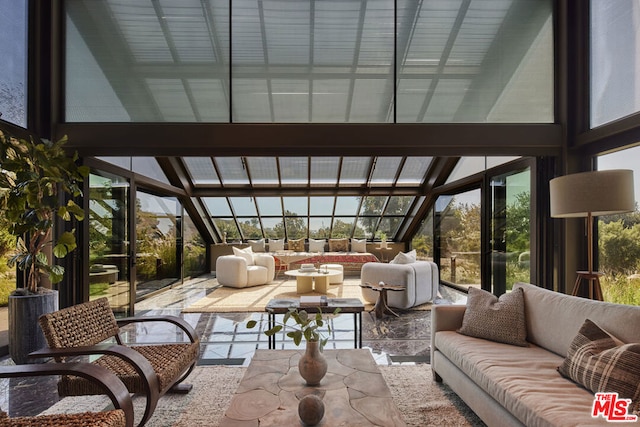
[0,128,88,363]
[247,306,341,385]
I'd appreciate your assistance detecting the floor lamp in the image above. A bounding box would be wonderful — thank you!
[550,169,635,300]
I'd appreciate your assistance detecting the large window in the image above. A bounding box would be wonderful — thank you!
[591,0,640,127]
[0,0,27,127]
[65,0,553,123]
[597,147,640,306]
[435,189,481,288]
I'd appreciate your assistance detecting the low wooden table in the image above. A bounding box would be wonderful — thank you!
[265,298,364,349]
[284,269,341,293]
[220,349,406,426]
[360,282,405,319]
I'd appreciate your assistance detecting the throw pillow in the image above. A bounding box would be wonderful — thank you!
[288,238,305,252]
[558,319,640,414]
[309,238,326,252]
[268,238,284,252]
[329,238,349,252]
[248,238,265,252]
[351,238,367,253]
[232,246,254,266]
[458,287,528,347]
[391,249,417,264]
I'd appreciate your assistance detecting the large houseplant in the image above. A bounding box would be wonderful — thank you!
[0,128,88,363]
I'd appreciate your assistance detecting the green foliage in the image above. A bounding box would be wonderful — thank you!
[0,130,88,293]
[246,307,341,350]
[601,274,640,306]
[0,275,15,306]
[598,220,640,275]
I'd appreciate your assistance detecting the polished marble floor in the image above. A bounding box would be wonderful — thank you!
[0,274,467,417]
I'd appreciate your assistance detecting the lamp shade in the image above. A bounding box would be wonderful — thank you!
[550,169,635,218]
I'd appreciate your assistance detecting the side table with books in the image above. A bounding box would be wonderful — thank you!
[265,298,364,349]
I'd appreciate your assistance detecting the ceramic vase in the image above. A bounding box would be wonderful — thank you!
[298,340,327,386]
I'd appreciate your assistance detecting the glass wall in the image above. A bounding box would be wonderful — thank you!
[88,171,131,315]
[489,168,531,294]
[135,191,181,299]
[435,189,481,287]
[183,210,207,279]
[591,0,640,128]
[597,148,640,306]
[0,0,27,127]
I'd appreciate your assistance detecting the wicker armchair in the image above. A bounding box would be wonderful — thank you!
[32,297,200,427]
[0,362,134,427]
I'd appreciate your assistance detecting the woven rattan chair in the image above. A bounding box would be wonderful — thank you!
[32,297,200,427]
[0,362,134,427]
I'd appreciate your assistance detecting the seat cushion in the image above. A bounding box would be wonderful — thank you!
[59,342,200,395]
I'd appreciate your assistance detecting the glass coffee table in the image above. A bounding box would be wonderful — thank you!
[265,298,365,349]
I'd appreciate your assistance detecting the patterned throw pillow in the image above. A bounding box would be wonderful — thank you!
[558,319,640,414]
[329,238,349,252]
[288,238,305,252]
[458,287,528,347]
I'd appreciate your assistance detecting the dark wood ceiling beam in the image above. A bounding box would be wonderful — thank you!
[58,123,562,157]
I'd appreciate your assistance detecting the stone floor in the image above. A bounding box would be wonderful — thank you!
[0,274,467,418]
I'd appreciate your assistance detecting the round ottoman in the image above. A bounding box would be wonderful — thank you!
[319,264,343,284]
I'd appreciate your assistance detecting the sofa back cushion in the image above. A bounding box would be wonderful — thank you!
[514,282,640,357]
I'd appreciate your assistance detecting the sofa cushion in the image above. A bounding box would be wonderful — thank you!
[434,331,602,427]
[391,250,416,264]
[328,238,348,252]
[288,238,305,251]
[309,238,326,252]
[248,238,265,252]
[268,238,284,251]
[458,287,527,347]
[350,238,367,253]
[232,246,254,266]
[558,319,640,414]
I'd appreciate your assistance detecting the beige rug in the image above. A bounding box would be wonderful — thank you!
[183,277,432,313]
[40,364,485,426]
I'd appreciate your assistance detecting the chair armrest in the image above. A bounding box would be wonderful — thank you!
[117,316,200,344]
[431,304,466,334]
[0,362,135,427]
[29,342,160,418]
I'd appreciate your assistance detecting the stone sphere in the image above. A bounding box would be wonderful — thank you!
[298,395,325,426]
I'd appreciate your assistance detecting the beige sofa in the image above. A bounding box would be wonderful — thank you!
[431,282,640,427]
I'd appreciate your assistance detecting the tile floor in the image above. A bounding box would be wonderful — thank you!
[0,274,467,417]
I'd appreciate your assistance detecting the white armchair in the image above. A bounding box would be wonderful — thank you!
[216,253,275,288]
[360,260,439,309]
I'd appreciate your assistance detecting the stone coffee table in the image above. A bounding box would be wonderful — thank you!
[219,349,406,426]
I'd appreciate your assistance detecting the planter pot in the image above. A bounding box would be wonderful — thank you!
[8,290,59,364]
[298,340,327,386]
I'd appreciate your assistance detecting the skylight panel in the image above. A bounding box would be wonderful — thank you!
[203,197,232,216]
[216,157,249,185]
[370,157,402,185]
[310,157,339,185]
[229,197,257,216]
[280,157,308,185]
[397,157,432,185]
[246,157,279,185]
[310,197,335,215]
[183,157,220,185]
[339,157,370,185]
[256,197,283,216]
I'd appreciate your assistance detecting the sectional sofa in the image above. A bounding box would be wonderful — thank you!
[431,282,640,427]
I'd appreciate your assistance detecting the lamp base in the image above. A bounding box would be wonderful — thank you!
[571,271,604,301]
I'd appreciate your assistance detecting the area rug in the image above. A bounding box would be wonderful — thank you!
[40,364,485,426]
[182,277,432,313]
